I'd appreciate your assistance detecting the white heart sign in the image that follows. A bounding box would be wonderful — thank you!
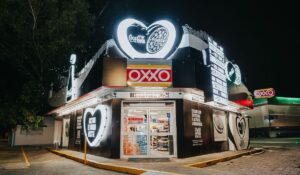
[116,18,177,59]
[83,105,109,147]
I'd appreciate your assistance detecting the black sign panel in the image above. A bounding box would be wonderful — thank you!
[84,109,101,145]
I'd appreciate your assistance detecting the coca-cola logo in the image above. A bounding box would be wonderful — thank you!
[254,88,275,98]
[127,65,172,86]
[116,18,177,59]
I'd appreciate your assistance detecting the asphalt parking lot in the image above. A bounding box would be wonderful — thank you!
[0,145,124,175]
[1,138,300,175]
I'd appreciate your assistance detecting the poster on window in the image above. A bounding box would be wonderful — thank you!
[75,115,82,145]
[213,110,227,141]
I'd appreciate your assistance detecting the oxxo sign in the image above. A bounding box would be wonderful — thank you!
[127,64,172,87]
[254,88,275,99]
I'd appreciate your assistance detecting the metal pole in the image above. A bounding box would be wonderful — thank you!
[268,116,271,138]
[84,137,87,164]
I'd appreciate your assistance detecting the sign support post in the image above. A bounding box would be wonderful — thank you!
[84,137,87,164]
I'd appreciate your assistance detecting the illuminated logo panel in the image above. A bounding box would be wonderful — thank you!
[83,105,109,147]
[225,61,241,85]
[127,64,172,87]
[116,18,176,59]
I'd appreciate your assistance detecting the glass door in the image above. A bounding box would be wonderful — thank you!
[149,109,175,157]
[121,101,176,158]
[122,109,148,156]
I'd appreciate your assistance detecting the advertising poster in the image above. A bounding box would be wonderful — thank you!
[191,109,203,146]
[213,110,227,141]
[75,115,82,145]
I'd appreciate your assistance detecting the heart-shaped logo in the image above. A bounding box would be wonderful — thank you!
[83,105,109,147]
[236,116,246,139]
[116,18,177,59]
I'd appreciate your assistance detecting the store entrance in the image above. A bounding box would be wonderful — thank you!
[121,101,177,158]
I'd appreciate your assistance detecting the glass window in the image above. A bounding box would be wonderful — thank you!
[123,135,147,156]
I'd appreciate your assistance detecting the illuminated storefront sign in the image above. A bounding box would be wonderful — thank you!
[83,105,109,147]
[254,88,275,99]
[127,64,172,87]
[116,18,177,59]
[225,61,241,85]
[207,37,228,105]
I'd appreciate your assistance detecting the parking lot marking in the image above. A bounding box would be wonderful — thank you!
[21,146,30,167]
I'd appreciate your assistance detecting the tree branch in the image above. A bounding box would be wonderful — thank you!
[97,0,110,19]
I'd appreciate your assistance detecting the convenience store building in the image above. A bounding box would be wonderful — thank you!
[47,18,251,159]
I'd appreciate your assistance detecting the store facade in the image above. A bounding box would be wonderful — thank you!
[47,18,250,159]
[246,95,300,138]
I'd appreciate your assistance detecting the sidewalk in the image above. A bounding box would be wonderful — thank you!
[47,148,263,175]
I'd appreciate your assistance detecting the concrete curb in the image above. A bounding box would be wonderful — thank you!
[46,148,180,175]
[185,148,264,168]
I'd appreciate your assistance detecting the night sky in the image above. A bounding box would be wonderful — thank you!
[99,0,299,97]
[1,0,298,98]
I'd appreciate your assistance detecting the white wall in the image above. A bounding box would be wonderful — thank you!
[14,117,55,146]
[53,120,62,146]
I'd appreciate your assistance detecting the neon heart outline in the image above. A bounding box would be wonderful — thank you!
[83,105,108,147]
[116,18,176,59]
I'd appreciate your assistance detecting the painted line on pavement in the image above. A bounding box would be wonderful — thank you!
[47,148,182,175]
[21,146,30,167]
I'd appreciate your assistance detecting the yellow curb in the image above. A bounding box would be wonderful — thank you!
[47,148,183,175]
[21,146,30,167]
[185,149,263,168]
[47,148,148,175]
